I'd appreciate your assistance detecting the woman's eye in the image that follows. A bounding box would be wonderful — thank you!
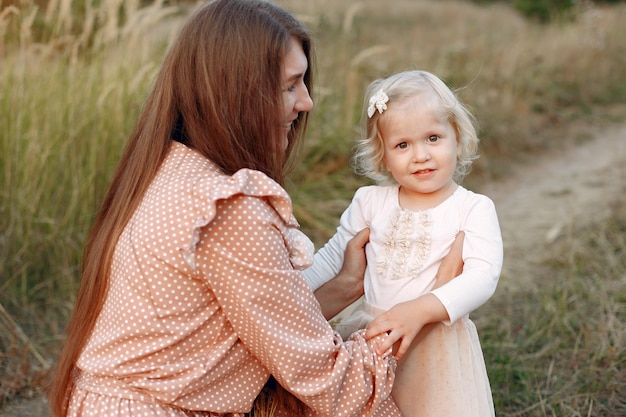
[427,135,439,143]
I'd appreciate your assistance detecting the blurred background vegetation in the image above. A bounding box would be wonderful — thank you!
[1,0,625,415]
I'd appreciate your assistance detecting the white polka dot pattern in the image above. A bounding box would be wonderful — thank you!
[69,142,400,416]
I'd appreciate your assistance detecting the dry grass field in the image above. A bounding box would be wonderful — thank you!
[1,0,624,415]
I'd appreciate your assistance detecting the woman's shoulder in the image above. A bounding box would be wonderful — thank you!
[165,142,296,225]
[161,143,300,271]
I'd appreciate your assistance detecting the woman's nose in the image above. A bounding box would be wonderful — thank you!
[296,86,314,112]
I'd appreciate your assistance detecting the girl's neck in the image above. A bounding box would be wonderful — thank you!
[398,182,458,211]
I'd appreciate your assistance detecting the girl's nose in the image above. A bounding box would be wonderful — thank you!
[413,143,431,162]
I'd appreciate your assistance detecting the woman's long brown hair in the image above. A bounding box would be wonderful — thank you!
[47,1,314,415]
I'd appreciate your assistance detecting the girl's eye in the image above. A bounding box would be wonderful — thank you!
[427,135,439,143]
[397,142,408,149]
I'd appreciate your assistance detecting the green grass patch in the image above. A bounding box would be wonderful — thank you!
[482,201,626,415]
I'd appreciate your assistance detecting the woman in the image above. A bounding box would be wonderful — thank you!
[48,1,401,416]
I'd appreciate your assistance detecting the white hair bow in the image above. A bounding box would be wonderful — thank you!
[367,90,389,118]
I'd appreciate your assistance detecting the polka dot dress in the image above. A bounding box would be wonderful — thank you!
[68,142,400,417]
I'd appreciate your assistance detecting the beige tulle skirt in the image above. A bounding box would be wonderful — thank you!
[334,301,495,417]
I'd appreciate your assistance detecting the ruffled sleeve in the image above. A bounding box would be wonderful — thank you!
[179,164,312,273]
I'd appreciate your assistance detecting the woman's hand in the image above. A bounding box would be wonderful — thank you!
[314,228,369,319]
[433,231,464,289]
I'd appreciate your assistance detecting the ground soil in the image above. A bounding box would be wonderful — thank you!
[2,119,624,416]
[479,120,626,292]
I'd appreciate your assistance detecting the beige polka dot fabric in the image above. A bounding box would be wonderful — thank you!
[68,142,400,416]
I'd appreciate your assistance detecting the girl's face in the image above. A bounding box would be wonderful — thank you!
[280,37,314,151]
[380,93,458,209]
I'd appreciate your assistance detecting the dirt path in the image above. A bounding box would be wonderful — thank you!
[2,122,625,416]
[477,122,626,291]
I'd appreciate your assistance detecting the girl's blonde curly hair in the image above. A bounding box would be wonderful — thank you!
[353,70,479,185]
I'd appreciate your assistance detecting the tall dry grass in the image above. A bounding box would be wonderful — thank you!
[0,0,181,406]
[0,0,625,415]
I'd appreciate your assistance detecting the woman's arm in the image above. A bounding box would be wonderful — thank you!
[314,228,369,319]
[198,196,397,416]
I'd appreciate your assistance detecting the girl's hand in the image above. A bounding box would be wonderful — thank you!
[364,300,425,360]
[365,294,450,360]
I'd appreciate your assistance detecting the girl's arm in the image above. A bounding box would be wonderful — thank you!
[303,187,371,292]
[430,195,503,324]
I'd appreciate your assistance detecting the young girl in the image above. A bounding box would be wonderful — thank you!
[304,70,503,417]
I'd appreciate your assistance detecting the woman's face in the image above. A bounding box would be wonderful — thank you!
[280,37,313,151]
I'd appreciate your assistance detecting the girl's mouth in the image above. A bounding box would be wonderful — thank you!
[413,169,435,177]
